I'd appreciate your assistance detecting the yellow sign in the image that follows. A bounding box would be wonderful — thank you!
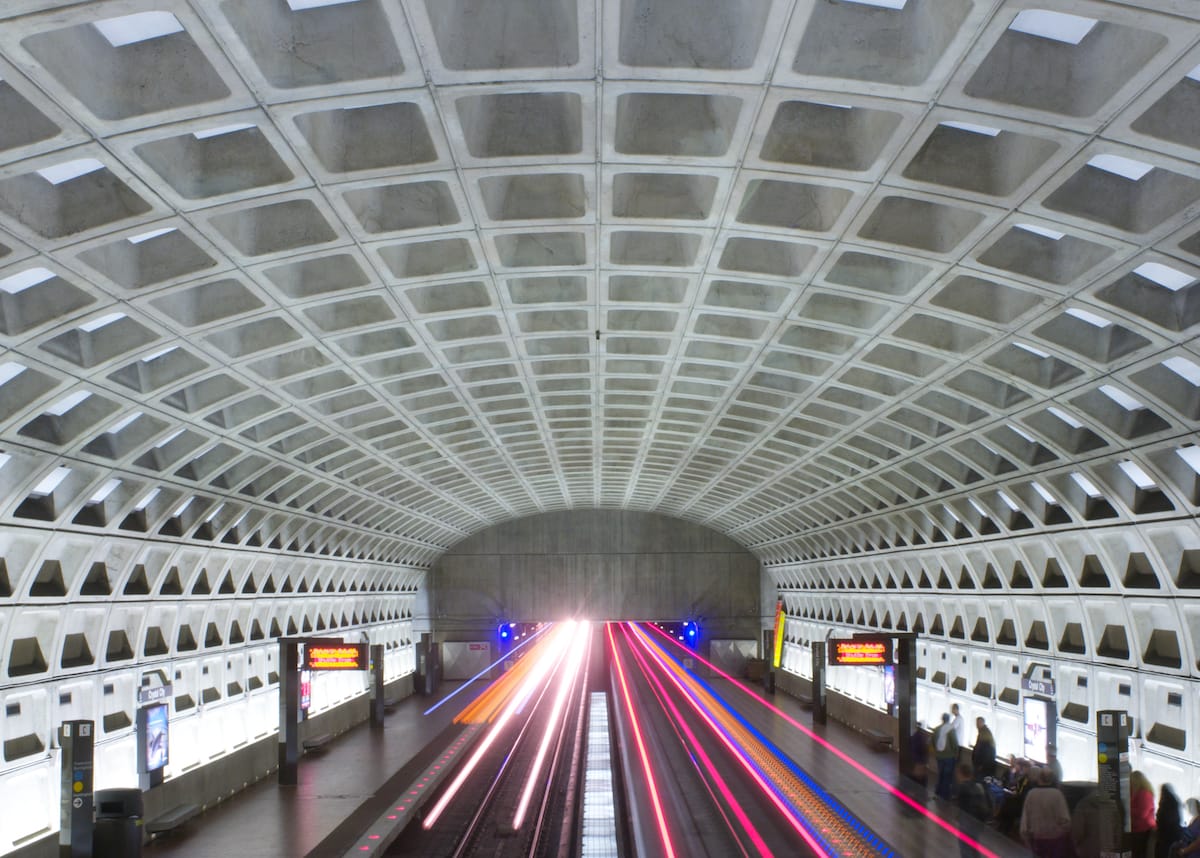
[771,600,785,669]
[306,643,368,671]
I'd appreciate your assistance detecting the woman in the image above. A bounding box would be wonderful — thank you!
[1176,798,1200,856]
[1158,786,1183,858]
[1020,767,1071,857]
[1129,771,1156,858]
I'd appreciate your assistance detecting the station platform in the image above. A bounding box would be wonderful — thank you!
[142,678,1031,858]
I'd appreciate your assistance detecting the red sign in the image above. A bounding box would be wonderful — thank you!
[305,643,368,671]
[828,638,892,666]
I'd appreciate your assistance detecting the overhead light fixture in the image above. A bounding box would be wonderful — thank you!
[1008,9,1097,45]
[93,11,184,47]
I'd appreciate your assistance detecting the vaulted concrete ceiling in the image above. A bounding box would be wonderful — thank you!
[0,0,1198,569]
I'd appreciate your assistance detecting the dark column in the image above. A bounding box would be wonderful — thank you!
[278,639,300,785]
[1097,710,1132,858]
[370,644,385,729]
[811,644,826,725]
[896,635,917,781]
[59,720,94,858]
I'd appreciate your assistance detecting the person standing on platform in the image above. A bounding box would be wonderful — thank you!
[934,712,960,800]
[1175,798,1200,856]
[1071,788,1120,858]
[1158,785,1183,858]
[1130,771,1157,858]
[951,702,967,761]
[1020,767,1072,858]
[972,717,996,781]
[909,721,930,798]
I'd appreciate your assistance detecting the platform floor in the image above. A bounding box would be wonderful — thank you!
[143,679,1031,858]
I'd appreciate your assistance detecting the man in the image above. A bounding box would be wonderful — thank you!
[956,762,991,857]
[972,717,996,781]
[951,702,967,757]
[1020,767,1071,857]
[934,712,960,800]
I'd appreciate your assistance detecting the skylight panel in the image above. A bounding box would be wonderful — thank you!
[33,466,72,496]
[193,123,255,140]
[78,311,126,333]
[1065,307,1111,328]
[1071,472,1102,497]
[1118,460,1156,489]
[286,0,361,9]
[1015,223,1064,240]
[1047,406,1083,428]
[128,227,176,244]
[89,478,121,504]
[134,488,160,511]
[1032,482,1057,504]
[1009,9,1097,45]
[46,390,92,416]
[37,158,105,185]
[0,362,27,386]
[1013,341,1051,358]
[106,411,143,434]
[1099,384,1144,411]
[1164,356,1200,386]
[0,267,55,294]
[1134,262,1195,292]
[940,120,1001,137]
[1177,446,1200,475]
[1088,154,1154,181]
[93,11,184,47]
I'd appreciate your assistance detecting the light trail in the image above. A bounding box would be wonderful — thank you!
[620,622,774,858]
[511,620,590,830]
[624,623,836,857]
[641,622,1004,858]
[423,623,551,716]
[607,622,677,858]
[422,623,571,829]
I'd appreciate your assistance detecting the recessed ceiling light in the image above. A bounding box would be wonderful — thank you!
[46,390,92,416]
[1134,262,1195,291]
[32,466,72,496]
[37,158,104,185]
[128,227,176,244]
[88,478,122,504]
[0,362,26,386]
[1087,154,1153,181]
[0,267,55,294]
[841,0,907,9]
[1015,223,1064,240]
[193,123,256,140]
[286,0,361,10]
[79,311,127,333]
[1099,384,1144,411]
[1065,307,1111,328]
[1009,9,1097,45]
[940,120,1001,137]
[1164,356,1200,386]
[1117,460,1156,489]
[93,11,184,47]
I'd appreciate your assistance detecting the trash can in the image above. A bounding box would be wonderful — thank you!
[94,788,143,858]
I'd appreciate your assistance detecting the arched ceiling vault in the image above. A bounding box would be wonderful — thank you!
[0,0,1199,568]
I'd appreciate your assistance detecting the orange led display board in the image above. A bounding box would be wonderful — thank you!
[305,642,369,671]
[828,637,892,666]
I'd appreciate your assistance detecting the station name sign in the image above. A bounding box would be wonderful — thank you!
[828,637,893,666]
[305,642,369,671]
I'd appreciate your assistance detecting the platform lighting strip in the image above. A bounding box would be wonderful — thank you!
[342,726,481,856]
[580,692,620,858]
[640,623,1004,858]
[607,622,678,858]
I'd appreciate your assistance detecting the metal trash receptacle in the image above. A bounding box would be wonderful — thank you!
[94,788,143,858]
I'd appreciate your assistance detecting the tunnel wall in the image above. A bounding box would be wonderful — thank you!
[431,510,762,639]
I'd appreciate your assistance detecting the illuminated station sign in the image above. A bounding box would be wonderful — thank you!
[304,642,369,671]
[828,637,893,666]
